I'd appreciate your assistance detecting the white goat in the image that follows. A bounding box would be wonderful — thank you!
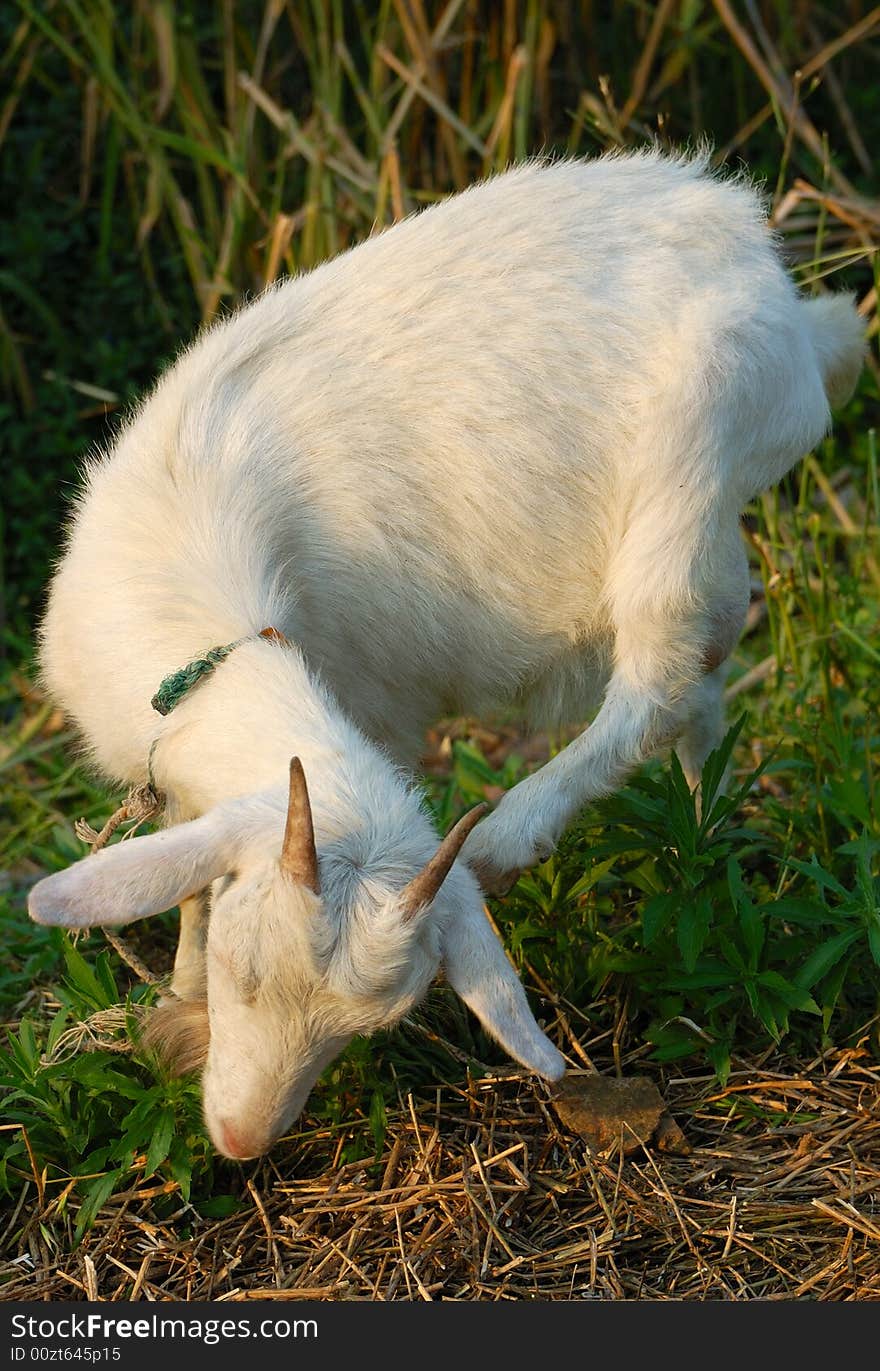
[28,151,864,1159]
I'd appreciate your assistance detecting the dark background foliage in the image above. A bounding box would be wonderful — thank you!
[2,1,879,642]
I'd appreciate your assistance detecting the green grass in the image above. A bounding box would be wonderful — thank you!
[1,0,879,1241]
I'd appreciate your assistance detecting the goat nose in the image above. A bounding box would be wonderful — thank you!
[217,1120,263,1160]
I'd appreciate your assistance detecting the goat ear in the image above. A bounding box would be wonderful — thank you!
[28,808,239,929]
[441,903,566,1081]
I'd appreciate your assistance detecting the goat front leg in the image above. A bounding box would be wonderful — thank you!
[463,670,685,892]
[464,503,750,893]
[170,889,209,1000]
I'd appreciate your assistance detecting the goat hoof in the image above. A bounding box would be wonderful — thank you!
[470,859,521,897]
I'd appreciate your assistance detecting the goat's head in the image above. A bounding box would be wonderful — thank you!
[28,759,564,1159]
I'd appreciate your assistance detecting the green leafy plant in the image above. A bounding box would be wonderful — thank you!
[0,936,212,1239]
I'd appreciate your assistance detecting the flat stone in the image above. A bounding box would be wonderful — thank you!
[551,1074,687,1156]
[655,1110,691,1155]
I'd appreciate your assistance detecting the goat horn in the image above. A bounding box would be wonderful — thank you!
[280,757,320,894]
[400,803,488,921]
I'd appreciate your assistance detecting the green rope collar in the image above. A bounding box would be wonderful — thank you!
[150,641,242,716]
[150,625,288,717]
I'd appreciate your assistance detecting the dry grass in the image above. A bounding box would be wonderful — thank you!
[3,1044,879,1302]
[3,3,878,357]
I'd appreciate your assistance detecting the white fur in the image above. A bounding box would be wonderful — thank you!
[28,150,864,1156]
[30,641,563,1156]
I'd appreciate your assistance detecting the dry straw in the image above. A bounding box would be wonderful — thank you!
[2,1050,879,1301]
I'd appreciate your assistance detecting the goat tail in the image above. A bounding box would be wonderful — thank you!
[800,292,866,410]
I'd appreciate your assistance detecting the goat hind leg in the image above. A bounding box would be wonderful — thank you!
[675,663,730,793]
[673,663,733,824]
[675,549,749,797]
